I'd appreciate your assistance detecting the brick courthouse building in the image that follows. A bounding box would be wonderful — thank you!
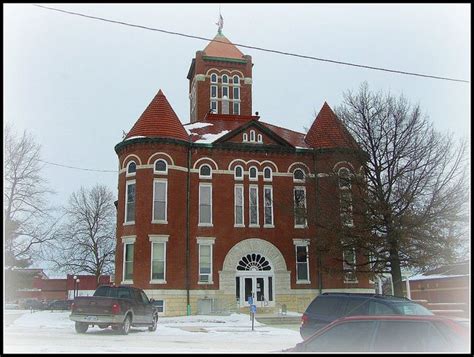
[114,29,372,316]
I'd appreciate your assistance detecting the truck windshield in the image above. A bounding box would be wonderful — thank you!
[392,302,434,315]
[93,287,132,299]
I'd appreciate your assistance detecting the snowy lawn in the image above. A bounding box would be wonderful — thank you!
[4,310,303,353]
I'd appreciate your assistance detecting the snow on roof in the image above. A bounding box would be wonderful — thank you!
[195,130,230,144]
[407,274,469,281]
[124,135,146,141]
[184,122,214,135]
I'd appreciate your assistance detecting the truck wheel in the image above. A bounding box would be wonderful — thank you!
[148,314,158,332]
[75,322,88,334]
[119,315,131,335]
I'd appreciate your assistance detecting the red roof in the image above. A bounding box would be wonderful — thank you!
[203,33,245,60]
[305,102,359,149]
[125,90,189,141]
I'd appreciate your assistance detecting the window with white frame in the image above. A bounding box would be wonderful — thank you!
[199,183,212,225]
[211,85,217,98]
[210,100,217,114]
[233,86,240,100]
[210,73,217,83]
[234,165,243,180]
[339,168,353,227]
[154,159,167,173]
[295,244,310,282]
[242,133,248,142]
[199,164,212,179]
[153,300,165,313]
[264,186,274,227]
[222,86,229,98]
[294,187,307,227]
[222,74,228,84]
[152,179,167,223]
[233,102,240,115]
[250,130,256,142]
[249,166,258,181]
[127,161,136,176]
[235,185,244,226]
[125,180,136,224]
[249,185,259,226]
[293,169,305,182]
[263,167,272,181]
[343,248,357,282]
[198,238,215,283]
[122,236,136,283]
[149,235,168,283]
[257,134,263,143]
[233,75,240,85]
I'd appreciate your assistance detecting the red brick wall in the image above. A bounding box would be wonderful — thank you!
[115,141,372,291]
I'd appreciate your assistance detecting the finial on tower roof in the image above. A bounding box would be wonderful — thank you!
[215,10,224,35]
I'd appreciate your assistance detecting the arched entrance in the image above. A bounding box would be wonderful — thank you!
[219,238,290,308]
[236,253,274,307]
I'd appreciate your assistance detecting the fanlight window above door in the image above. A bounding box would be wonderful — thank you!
[237,253,271,271]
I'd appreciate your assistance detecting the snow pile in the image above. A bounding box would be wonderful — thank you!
[184,122,213,134]
[195,130,230,143]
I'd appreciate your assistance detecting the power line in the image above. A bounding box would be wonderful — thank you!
[32,4,469,84]
[39,159,117,173]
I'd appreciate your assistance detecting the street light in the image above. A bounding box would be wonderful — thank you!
[75,278,80,298]
[73,275,77,298]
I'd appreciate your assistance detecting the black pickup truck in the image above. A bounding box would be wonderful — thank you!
[70,285,159,335]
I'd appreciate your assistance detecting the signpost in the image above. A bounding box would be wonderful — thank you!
[248,295,256,331]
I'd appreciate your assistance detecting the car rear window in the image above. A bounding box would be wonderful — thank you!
[94,287,132,299]
[390,302,434,315]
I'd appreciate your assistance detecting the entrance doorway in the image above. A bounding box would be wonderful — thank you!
[235,253,274,307]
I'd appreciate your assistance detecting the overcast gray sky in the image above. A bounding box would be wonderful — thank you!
[4,3,470,214]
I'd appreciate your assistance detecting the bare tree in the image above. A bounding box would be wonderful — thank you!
[4,123,58,268]
[333,82,469,296]
[44,185,116,285]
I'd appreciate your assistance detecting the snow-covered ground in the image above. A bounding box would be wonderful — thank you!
[4,310,303,353]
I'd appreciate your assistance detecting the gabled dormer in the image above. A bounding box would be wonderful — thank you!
[187,25,253,122]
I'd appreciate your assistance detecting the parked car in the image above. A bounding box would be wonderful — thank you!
[47,300,73,310]
[300,292,434,339]
[287,315,469,352]
[70,285,158,335]
[20,299,46,310]
[5,303,20,310]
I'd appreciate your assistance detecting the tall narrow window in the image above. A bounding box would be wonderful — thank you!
[233,86,240,100]
[235,185,244,226]
[234,165,243,180]
[249,185,259,226]
[199,244,212,283]
[199,184,212,225]
[339,168,353,227]
[211,85,217,98]
[153,179,167,223]
[249,166,258,181]
[233,102,240,115]
[151,242,166,281]
[222,74,228,84]
[222,86,229,98]
[127,161,136,176]
[263,167,272,181]
[264,186,274,227]
[257,134,263,143]
[125,181,136,224]
[210,100,217,114]
[296,245,309,282]
[343,248,357,282]
[242,133,248,142]
[233,75,240,84]
[250,130,256,142]
[294,187,307,227]
[123,242,134,282]
[210,73,217,83]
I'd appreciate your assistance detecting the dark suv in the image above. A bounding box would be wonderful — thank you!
[300,293,433,339]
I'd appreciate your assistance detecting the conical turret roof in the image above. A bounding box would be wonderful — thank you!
[305,102,359,149]
[125,90,189,141]
[203,33,245,60]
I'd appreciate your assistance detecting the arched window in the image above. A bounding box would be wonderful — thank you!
[338,168,351,189]
[154,159,167,173]
[293,169,305,182]
[242,133,248,142]
[222,74,228,84]
[233,75,240,85]
[210,73,217,83]
[234,165,243,180]
[263,167,272,181]
[237,253,271,271]
[339,167,353,227]
[249,166,258,180]
[250,130,256,142]
[199,164,212,178]
[257,134,263,143]
[127,161,136,175]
